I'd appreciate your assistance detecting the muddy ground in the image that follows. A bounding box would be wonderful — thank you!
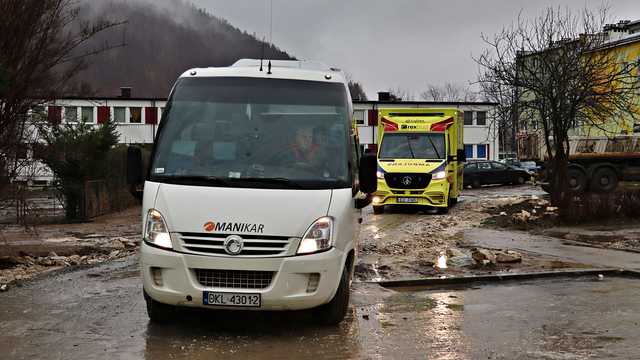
[3,256,640,360]
[0,207,141,287]
[355,184,597,280]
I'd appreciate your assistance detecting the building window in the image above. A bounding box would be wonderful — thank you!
[353,110,365,125]
[64,107,77,123]
[476,111,487,126]
[477,144,487,159]
[465,144,473,159]
[114,107,126,123]
[159,108,165,121]
[81,107,94,123]
[464,111,473,126]
[129,107,142,123]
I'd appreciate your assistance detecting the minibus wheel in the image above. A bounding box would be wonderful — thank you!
[144,290,176,324]
[313,264,350,325]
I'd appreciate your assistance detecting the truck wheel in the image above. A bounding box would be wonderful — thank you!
[567,168,587,193]
[144,290,175,324]
[471,178,481,189]
[372,205,385,214]
[313,264,351,325]
[590,167,618,193]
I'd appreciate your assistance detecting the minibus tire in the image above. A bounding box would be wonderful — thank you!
[437,206,449,215]
[313,265,350,325]
[144,290,176,324]
[372,205,384,214]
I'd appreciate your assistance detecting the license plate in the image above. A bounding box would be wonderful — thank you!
[203,291,261,307]
[397,197,418,203]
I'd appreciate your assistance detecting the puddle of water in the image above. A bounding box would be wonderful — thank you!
[436,253,448,269]
[371,262,383,282]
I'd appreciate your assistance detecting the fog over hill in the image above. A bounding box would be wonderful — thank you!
[71,0,294,98]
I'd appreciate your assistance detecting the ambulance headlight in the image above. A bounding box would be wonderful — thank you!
[144,209,172,249]
[432,170,447,180]
[297,217,333,254]
[376,171,385,179]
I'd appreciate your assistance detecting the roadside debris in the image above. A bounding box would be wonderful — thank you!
[472,248,496,266]
[495,250,523,263]
[0,239,140,288]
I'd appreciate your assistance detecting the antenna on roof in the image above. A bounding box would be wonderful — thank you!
[267,0,273,74]
[259,36,265,72]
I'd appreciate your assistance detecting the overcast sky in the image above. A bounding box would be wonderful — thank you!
[190,0,640,99]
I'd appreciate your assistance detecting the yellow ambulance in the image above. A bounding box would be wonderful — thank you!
[372,108,465,214]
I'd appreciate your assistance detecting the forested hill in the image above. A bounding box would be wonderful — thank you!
[72,0,294,98]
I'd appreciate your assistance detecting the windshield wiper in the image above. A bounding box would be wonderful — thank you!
[232,177,305,189]
[426,137,442,159]
[153,175,230,186]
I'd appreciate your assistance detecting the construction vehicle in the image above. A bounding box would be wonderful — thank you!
[518,132,640,193]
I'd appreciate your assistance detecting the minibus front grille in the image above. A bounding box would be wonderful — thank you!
[179,233,292,257]
[195,269,274,289]
[384,173,431,189]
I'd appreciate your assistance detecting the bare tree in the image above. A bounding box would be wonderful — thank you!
[0,0,124,199]
[420,82,477,102]
[476,7,640,207]
[388,87,414,101]
[479,79,519,155]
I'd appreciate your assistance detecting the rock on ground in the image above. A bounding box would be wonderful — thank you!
[472,248,496,265]
[496,250,523,263]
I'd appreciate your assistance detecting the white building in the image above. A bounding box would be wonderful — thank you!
[353,99,499,161]
[42,95,168,144]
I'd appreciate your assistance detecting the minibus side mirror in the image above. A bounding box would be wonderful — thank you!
[359,154,377,194]
[126,146,143,202]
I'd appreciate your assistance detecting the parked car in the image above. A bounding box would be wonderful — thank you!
[464,160,531,188]
[502,159,540,175]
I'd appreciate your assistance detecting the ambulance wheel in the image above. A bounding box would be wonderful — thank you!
[373,205,385,214]
[437,206,449,215]
[313,264,350,325]
[144,290,175,324]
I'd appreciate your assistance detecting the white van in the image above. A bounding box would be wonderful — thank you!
[127,59,377,325]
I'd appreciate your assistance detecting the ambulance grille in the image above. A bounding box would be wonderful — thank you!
[179,233,292,257]
[195,269,274,289]
[384,173,431,189]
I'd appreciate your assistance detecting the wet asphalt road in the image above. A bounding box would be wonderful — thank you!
[2,256,640,360]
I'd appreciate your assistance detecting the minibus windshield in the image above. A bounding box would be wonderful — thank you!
[149,77,351,189]
[379,133,445,160]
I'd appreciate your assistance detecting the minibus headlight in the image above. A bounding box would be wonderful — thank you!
[432,170,447,180]
[297,217,333,255]
[376,171,385,179]
[145,209,172,249]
